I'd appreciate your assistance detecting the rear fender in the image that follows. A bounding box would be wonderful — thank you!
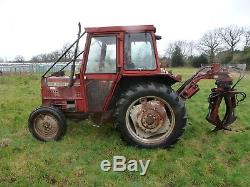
[105,74,180,111]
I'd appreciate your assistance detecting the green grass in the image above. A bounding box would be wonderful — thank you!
[0,68,250,186]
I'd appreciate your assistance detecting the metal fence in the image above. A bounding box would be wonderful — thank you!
[0,62,81,74]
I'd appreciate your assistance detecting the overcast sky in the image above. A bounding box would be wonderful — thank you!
[0,0,250,61]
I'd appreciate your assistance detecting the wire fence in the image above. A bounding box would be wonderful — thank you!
[0,62,82,74]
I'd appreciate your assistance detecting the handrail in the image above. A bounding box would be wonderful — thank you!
[59,50,84,72]
[42,31,86,77]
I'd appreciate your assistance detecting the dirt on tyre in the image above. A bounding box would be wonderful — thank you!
[114,82,187,148]
[28,106,67,141]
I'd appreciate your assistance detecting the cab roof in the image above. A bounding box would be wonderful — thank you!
[84,25,156,33]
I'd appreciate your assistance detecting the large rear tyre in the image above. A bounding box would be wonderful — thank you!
[114,82,187,148]
[28,107,67,141]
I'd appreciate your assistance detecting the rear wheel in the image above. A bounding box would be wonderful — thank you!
[114,82,187,148]
[28,107,67,141]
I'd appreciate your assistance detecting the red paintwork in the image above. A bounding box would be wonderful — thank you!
[41,25,180,113]
[177,63,233,99]
[41,77,85,111]
[85,25,156,33]
[176,63,240,129]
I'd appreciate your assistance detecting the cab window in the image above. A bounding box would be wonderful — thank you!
[124,33,156,70]
[86,36,116,73]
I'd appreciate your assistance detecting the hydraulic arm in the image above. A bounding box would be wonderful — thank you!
[177,63,246,130]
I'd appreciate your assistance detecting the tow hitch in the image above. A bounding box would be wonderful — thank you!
[177,63,246,130]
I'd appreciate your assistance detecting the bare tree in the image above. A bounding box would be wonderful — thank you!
[165,40,192,58]
[165,43,175,58]
[14,55,25,63]
[174,41,189,57]
[30,50,61,63]
[61,43,74,62]
[244,30,250,48]
[186,41,196,57]
[198,29,221,63]
[30,54,47,63]
[219,25,244,53]
[47,50,60,62]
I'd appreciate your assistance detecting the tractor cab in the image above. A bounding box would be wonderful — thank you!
[84,29,157,73]
[41,24,180,114]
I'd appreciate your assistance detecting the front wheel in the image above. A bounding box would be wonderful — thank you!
[28,107,67,141]
[114,83,187,148]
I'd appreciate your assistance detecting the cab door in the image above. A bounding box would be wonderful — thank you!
[83,34,120,112]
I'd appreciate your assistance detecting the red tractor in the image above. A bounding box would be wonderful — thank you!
[28,23,246,148]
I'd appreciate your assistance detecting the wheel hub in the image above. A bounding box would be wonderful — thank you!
[140,109,163,132]
[130,99,171,138]
[34,114,59,140]
[43,122,52,129]
[144,114,154,126]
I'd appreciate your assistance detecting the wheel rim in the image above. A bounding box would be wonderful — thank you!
[33,113,59,140]
[125,96,175,144]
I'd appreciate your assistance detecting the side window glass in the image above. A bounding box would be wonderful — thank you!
[86,36,116,73]
[124,33,156,70]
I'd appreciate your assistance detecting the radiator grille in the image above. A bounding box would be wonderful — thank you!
[48,90,59,97]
